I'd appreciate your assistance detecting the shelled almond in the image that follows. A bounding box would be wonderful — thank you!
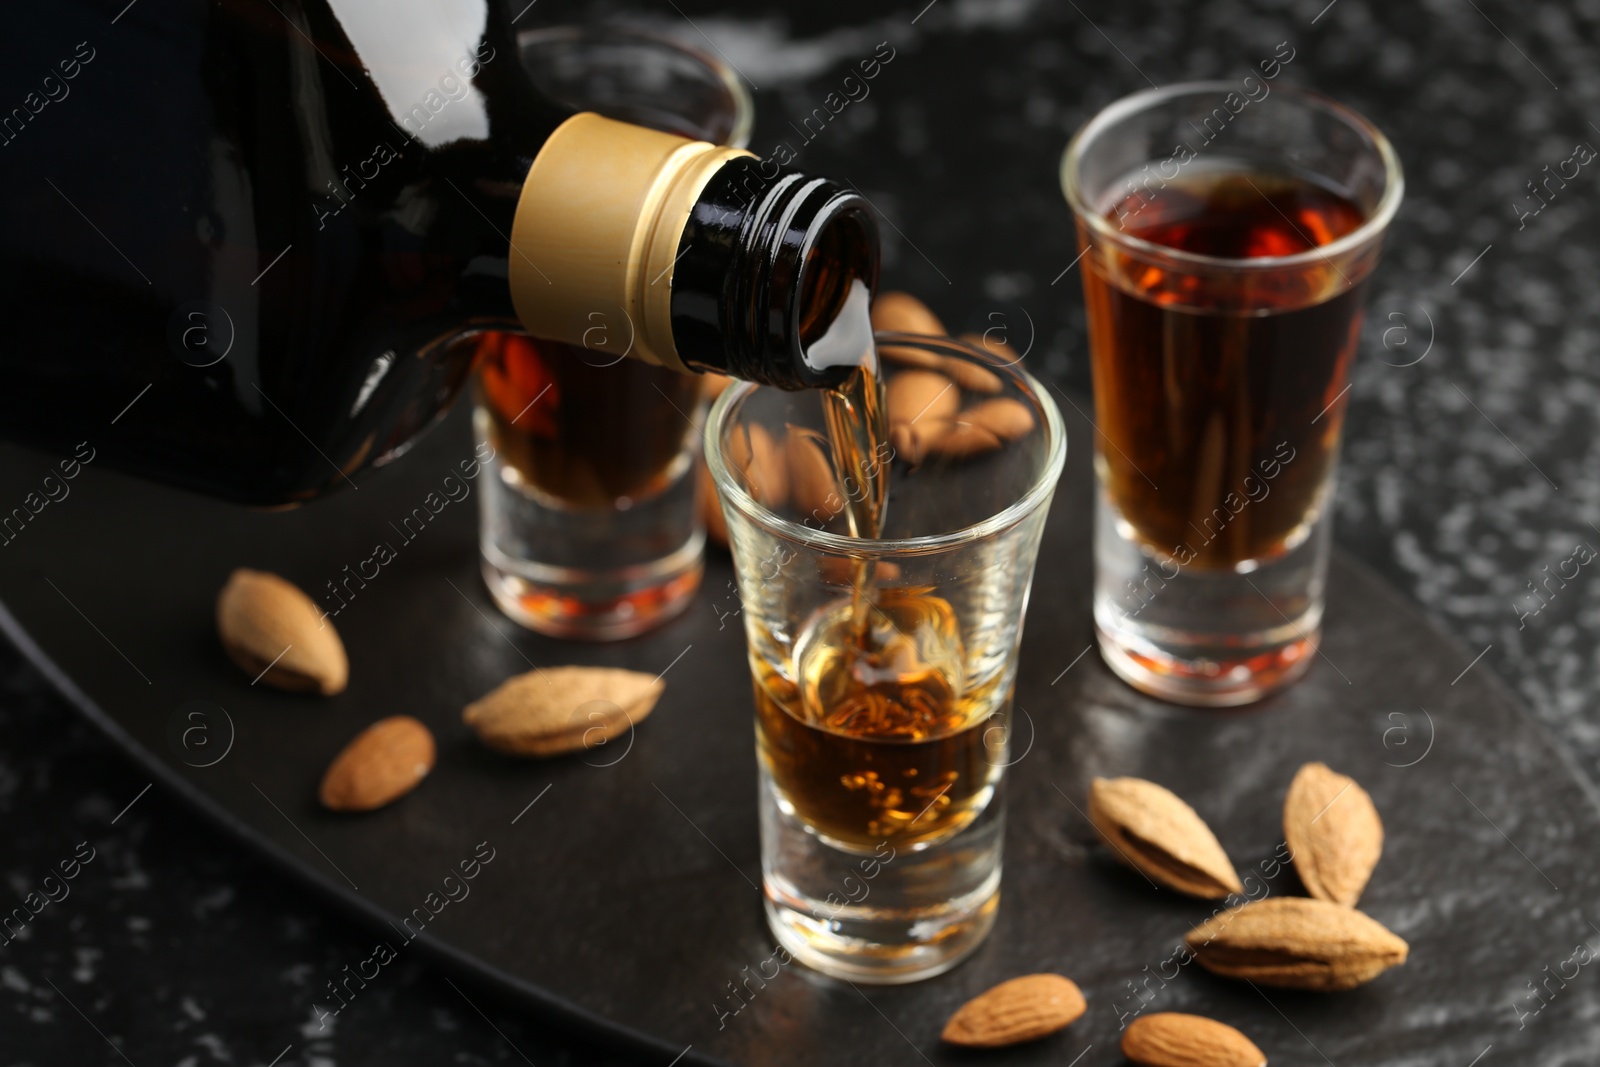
[958,330,1021,366]
[726,423,788,508]
[871,290,947,337]
[940,973,1086,1047]
[1122,1013,1266,1067]
[962,397,1035,441]
[928,419,1002,458]
[319,716,434,812]
[886,368,959,429]
[786,428,842,520]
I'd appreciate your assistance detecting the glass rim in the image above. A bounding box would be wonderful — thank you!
[516,24,755,150]
[704,334,1068,557]
[1060,81,1404,273]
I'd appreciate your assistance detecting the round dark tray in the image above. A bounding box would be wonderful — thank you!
[2,397,1597,1065]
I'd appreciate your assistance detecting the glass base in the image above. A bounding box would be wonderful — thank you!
[758,770,1002,984]
[763,884,999,986]
[480,539,703,641]
[1093,483,1330,707]
[1094,617,1317,706]
[475,398,706,641]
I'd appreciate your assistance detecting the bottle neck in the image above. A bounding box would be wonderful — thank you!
[506,114,880,389]
[670,160,880,390]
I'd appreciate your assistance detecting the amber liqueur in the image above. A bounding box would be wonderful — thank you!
[755,589,1005,853]
[1083,168,1370,570]
[474,332,701,506]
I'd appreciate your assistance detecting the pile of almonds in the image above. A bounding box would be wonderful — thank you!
[874,291,1035,463]
[213,568,665,812]
[939,763,1404,1064]
[698,290,1036,545]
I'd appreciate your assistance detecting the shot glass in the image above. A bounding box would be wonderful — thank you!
[1062,83,1402,706]
[706,336,1066,983]
[472,27,752,640]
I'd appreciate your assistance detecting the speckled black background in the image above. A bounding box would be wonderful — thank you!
[7,0,1600,1063]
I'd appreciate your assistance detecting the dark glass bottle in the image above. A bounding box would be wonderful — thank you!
[0,1,878,505]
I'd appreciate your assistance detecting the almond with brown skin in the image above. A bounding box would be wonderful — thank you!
[319,716,435,812]
[1185,897,1409,991]
[958,331,1022,366]
[871,291,946,336]
[1122,1013,1266,1067]
[879,344,947,370]
[216,569,348,695]
[940,354,1004,395]
[929,419,1003,459]
[888,419,950,464]
[1284,761,1383,906]
[786,428,841,521]
[724,423,788,509]
[963,397,1035,441]
[941,974,1086,1048]
[1088,777,1243,899]
[886,369,959,429]
[873,292,950,369]
[463,665,664,757]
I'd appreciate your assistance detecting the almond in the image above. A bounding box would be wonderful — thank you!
[1284,761,1383,906]
[958,331,1022,366]
[963,397,1035,441]
[941,354,1004,395]
[888,419,950,464]
[873,293,949,370]
[318,716,435,812]
[724,423,788,509]
[786,428,842,521]
[463,665,664,757]
[887,369,959,428]
[1122,1013,1266,1067]
[216,569,348,695]
[929,419,1003,459]
[701,372,733,401]
[879,344,947,370]
[1185,897,1409,990]
[941,974,1085,1048]
[1088,777,1243,899]
[871,291,946,336]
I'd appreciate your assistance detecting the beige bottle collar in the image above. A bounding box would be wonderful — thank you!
[507,112,753,372]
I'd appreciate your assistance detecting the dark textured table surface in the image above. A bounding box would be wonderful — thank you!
[7,0,1600,1064]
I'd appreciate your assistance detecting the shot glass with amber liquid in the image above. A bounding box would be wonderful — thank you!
[1063,84,1403,706]
[707,334,1065,983]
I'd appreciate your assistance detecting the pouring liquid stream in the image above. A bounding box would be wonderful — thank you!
[807,279,890,645]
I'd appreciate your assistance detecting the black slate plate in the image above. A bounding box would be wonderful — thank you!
[3,396,1598,1066]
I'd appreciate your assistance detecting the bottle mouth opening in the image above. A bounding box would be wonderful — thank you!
[797,205,878,352]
